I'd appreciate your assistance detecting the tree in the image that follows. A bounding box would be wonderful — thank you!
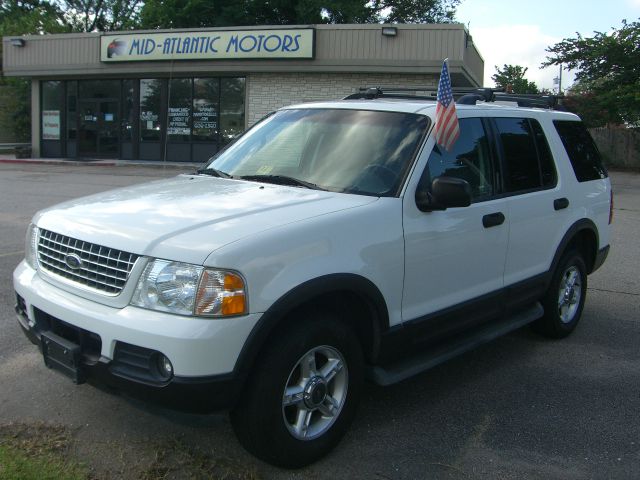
[140,0,461,29]
[59,0,143,32]
[491,64,539,94]
[0,1,70,142]
[543,19,640,127]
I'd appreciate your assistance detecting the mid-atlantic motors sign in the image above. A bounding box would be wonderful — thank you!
[101,29,314,62]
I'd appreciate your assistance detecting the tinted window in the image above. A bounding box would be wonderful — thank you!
[121,80,134,141]
[495,118,541,192]
[423,118,495,200]
[193,78,219,142]
[220,78,245,145]
[140,79,162,142]
[66,81,77,141]
[167,78,192,142]
[531,119,557,188]
[554,120,608,182]
[42,81,63,141]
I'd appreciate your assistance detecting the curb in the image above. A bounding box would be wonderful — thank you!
[0,158,116,166]
[0,158,199,169]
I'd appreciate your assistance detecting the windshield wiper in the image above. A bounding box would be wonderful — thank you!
[239,175,325,190]
[195,167,232,178]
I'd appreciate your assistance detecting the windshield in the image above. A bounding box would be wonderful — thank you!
[203,108,429,196]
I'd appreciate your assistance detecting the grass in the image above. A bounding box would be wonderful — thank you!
[140,437,261,480]
[0,422,87,480]
[0,422,261,480]
[0,445,86,480]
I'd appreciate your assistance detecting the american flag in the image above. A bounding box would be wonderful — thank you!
[434,59,460,151]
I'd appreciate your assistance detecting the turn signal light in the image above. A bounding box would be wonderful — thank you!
[195,270,247,317]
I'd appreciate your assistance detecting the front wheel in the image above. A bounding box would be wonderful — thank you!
[533,251,587,338]
[230,312,363,468]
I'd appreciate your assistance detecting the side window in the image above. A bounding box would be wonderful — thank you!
[553,120,608,182]
[495,117,543,192]
[531,119,557,188]
[422,118,495,201]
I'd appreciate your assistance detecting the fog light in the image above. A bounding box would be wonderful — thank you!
[157,353,173,380]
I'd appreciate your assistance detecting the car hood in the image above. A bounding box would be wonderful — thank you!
[34,174,378,265]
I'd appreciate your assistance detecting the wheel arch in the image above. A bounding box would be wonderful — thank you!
[550,219,600,276]
[232,273,390,379]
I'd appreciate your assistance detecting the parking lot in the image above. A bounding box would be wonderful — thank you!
[1,162,639,479]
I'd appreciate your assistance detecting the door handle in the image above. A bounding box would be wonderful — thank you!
[554,198,569,210]
[482,212,505,228]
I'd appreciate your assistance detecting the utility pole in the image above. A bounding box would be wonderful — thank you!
[558,64,563,94]
[553,65,563,94]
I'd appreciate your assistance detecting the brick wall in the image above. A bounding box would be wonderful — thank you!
[247,72,438,126]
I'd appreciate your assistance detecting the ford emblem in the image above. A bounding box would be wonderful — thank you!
[64,253,83,270]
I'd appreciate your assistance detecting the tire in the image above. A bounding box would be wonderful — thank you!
[230,311,364,468]
[533,251,587,338]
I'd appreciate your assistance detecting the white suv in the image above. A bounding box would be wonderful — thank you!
[14,89,611,467]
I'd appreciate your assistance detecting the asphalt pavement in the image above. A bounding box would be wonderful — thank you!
[0,162,638,479]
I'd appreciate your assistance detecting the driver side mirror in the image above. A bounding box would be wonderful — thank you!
[415,176,472,212]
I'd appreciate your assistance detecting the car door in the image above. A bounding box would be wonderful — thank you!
[402,117,509,342]
[491,116,566,307]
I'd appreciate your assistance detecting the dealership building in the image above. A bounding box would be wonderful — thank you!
[2,24,483,162]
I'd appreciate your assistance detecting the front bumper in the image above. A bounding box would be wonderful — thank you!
[13,261,262,412]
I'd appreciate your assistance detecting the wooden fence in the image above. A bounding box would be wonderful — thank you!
[590,127,640,169]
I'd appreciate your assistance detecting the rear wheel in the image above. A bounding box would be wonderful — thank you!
[533,251,587,338]
[230,312,363,468]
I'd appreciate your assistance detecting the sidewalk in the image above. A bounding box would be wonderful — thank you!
[0,154,200,169]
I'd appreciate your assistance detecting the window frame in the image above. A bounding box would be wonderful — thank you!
[488,116,559,198]
[419,116,502,204]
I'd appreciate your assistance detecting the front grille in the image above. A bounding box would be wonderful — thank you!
[37,229,139,295]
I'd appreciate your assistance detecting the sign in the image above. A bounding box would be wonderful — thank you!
[101,29,314,62]
[194,104,216,131]
[168,107,191,135]
[42,110,60,140]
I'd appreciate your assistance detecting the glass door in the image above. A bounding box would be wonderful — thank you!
[99,101,119,156]
[79,101,99,156]
[78,100,119,157]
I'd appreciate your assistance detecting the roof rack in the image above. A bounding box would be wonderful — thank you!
[343,86,566,110]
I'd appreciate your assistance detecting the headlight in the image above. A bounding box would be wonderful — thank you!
[25,223,39,270]
[130,259,247,317]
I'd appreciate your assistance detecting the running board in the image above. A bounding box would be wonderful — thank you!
[367,302,544,386]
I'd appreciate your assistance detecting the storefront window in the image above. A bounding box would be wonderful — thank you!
[42,81,63,140]
[140,79,162,142]
[168,78,192,142]
[66,81,77,140]
[220,78,245,144]
[122,80,135,141]
[193,78,219,142]
[79,80,120,99]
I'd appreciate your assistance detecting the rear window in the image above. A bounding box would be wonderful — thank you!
[553,121,608,182]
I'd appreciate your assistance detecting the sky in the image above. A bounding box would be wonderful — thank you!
[455,0,640,91]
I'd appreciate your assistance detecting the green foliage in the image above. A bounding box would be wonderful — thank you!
[0,445,87,480]
[0,424,85,480]
[0,1,69,142]
[491,64,539,94]
[543,19,640,126]
[59,0,142,32]
[0,78,30,141]
[140,0,461,29]
[0,1,68,37]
